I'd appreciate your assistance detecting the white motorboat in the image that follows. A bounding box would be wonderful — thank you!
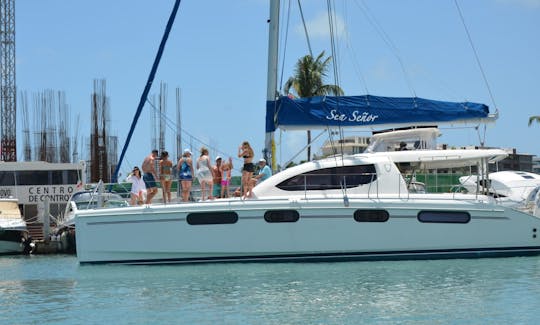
[75,149,540,264]
[58,190,130,230]
[0,198,30,255]
[459,171,540,206]
[53,189,129,253]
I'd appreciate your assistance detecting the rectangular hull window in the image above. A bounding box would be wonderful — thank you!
[417,211,470,224]
[264,210,300,223]
[354,209,389,222]
[187,212,239,225]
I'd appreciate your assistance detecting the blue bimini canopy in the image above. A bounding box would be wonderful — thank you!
[265,95,494,132]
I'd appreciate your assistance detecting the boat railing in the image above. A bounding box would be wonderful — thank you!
[87,172,497,207]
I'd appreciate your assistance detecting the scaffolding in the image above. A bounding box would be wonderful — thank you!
[0,0,16,161]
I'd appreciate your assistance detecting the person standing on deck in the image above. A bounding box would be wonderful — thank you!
[212,156,223,198]
[177,149,194,202]
[160,151,173,204]
[220,157,233,198]
[238,141,255,198]
[142,149,159,204]
[196,147,214,201]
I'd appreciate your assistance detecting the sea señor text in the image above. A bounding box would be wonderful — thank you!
[326,110,379,123]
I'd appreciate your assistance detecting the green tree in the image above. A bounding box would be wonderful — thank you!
[528,115,540,126]
[284,51,344,161]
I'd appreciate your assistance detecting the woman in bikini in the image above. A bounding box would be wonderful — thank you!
[159,151,173,204]
[238,141,255,198]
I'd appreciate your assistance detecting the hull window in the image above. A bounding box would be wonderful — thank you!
[354,209,389,222]
[187,212,239,225]
[264,210,300,223]
[276,164,377,191]
[417,211,470,224]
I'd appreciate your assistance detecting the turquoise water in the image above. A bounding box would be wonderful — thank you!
[2,255,540,324]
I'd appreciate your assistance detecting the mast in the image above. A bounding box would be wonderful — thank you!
[264,0,279,171]
[112,0,182,183]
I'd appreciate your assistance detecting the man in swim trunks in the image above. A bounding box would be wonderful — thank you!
[212,156,223,198]
[142,149,159,204]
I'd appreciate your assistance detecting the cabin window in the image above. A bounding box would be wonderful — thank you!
[354,209,389,222]
[264,210,300,223]
[187,212,238,225]
[66,170,80,184]
[417,211,470,224]
[17,171,50,185]
[0,172,15,186]
[276,164,377,191]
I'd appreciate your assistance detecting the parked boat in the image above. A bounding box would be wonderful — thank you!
[74,149,540,264]
[459,171,540,206]
[52,188,129,253]
[0,198,31,255]
[75,1,540,265]
[0,160,86,240]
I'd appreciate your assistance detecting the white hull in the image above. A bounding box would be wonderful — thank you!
[76,195,540,264]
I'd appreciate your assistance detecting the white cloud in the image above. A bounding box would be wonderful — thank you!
[296,12,346,40]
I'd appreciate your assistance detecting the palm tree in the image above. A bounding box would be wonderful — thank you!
[284,51,344,161]
[528,115,540,126]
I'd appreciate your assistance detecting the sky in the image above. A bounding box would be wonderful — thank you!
[14,0,540,178]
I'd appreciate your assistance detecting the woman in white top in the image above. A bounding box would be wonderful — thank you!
[127,166,146,205]
[196,147,214,201]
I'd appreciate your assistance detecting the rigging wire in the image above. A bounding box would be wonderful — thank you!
[297,0,313,57]
[327,0,349,205]
[454,0,497,147]
[144,98,244,171]
[278,0,292,94]
[454,0,497,111]
[352,0,417,99]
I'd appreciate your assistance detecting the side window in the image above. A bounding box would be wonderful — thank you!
[17,171,50,185]
[354,209,389,222]
[276,164,377,191]
[0,172,15,186]
[264,210,300,223]
[417,211,470,224]
[51,171,64,185]
[67,170,80,184]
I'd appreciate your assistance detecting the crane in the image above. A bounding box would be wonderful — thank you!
[0,0,16,161]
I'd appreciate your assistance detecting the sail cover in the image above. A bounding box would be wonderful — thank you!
[266,95,493,132]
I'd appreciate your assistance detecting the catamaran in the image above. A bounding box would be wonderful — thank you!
[73,0,540,264]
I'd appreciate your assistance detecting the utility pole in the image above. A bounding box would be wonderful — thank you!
[0,0,17,161]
